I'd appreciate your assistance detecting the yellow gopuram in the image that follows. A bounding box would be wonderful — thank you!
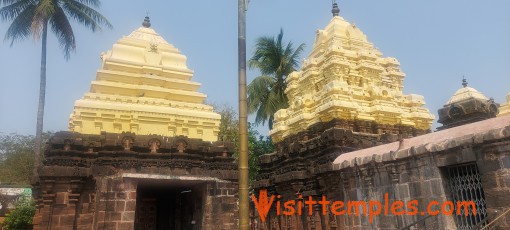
[69,17,220,142]
[270,7,434,143]
[499,92,510,116]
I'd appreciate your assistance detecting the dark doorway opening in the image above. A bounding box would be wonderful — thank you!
[135,183,204,230]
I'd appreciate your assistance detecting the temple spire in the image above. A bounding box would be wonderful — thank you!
[142,16,151,28]
[462,76,468,88]
[332,1,340,17]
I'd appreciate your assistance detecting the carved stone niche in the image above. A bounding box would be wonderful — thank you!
[122,136,134,151]
[290,182,304,196]
[289,142,304,154]
[318,173,341,194]
[317,176,328,194]
[364,164,376,188]
[148,138,161,154]
[63,139,72,151]
[83,141,96,153]
[339,171,352,190]
[384,164,400,184]
[175,140,187,153]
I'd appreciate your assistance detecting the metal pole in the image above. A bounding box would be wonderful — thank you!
[238,0,249,229]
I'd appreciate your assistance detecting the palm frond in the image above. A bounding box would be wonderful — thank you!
[247,75,273,113]
[0,0,34,20]
[61,0,112,31]
[31,0,55,39]
[61,0,98,32]
[289,43,305,69]
[49,5,75,59]
[249,36,280,76]
[247,29,304,129]
[73,0,100,7]
[1,0,26,6]
[4,3,35,45]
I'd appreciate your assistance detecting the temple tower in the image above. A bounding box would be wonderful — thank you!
[437,78,499,130]
[34,18,238,230]
[269,3,434,143]
[69,17,220,142]
[254,4,435,228]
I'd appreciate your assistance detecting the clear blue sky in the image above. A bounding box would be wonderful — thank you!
[1,0,509,136]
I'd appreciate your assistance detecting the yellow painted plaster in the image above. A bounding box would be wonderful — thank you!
[446,86,488,105]
[69,25,220,141]
[270,15,434,143]
[499,92,510,116]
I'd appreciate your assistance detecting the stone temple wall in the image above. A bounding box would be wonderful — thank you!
[252,115,510,229]
[32,131,239,230]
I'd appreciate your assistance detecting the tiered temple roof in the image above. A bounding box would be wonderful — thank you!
[269,7,434,142]
[69,17,220,141]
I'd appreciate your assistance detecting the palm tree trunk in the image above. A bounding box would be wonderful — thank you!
[33,21,48,183]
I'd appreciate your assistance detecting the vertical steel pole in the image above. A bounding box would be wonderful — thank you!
[238,0,249,229]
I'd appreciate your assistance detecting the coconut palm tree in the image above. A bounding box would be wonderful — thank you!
[0,0,112,178]
[247,29,304,129]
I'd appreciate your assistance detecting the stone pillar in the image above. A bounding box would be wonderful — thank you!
[33,179,55,230]
[479,140,510,228]
[202,181,238,230]
[33,178,87,230]
[95,177,137,230]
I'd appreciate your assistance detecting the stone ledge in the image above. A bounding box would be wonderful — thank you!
[333,114,510,170]
[121,173,231,183]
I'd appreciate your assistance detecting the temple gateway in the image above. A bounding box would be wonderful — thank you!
[33,17,238,230]
[32,4,510,230]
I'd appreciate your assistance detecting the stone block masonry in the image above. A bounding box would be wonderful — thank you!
[253,115,510,229]
[32,131,238,230]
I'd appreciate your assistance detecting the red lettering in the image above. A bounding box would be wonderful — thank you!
[251,189,275,223]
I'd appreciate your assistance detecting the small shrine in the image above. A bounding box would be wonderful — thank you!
[437,78,499,130]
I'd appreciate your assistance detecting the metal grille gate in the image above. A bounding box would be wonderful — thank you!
[444,163,488,230]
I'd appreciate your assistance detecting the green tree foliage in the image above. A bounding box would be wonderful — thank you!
[215,105,275,182]
[247,126,274,182]
[0,0,112,173]
[216,104,239,143]
[247,29,305,129]
[2,198,36,230]
[0,132,51,185]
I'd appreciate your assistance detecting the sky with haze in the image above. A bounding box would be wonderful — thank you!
[1,0,509,136]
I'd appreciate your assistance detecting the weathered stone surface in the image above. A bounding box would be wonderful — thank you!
[254,112,510,229]
[32,131,238,230]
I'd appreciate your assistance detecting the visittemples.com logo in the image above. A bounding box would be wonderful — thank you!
[252,189,477,223]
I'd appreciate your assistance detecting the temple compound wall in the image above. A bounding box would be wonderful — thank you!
[32,132,238,230]
[252,114,510,230]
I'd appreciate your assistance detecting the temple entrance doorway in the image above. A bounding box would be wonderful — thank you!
[135,182,204,230]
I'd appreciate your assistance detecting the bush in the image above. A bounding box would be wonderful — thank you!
[2,198,35,230]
